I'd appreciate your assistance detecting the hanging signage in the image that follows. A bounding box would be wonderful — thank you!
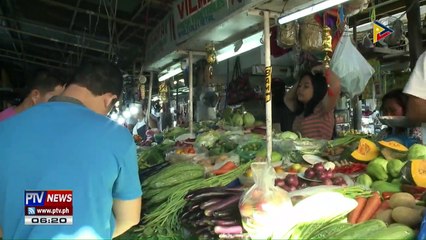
[145,13,176,62]
[173,0,251,43]
[159,82,169,102]
[265,66,272,103]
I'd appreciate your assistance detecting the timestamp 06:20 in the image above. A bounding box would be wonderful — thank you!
[25,216,73,225]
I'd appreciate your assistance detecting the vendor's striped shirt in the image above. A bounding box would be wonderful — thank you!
[292,104,335,140]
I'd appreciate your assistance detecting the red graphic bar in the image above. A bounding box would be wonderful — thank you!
[43,191,73,207]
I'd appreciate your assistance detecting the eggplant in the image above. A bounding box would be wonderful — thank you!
[214,225,243,235]
[195,218,213,226]
[181,211,191,220]
[224,187,245,192]
[188,211,203,222]
[185,187,227,200]
[211,219,238,226]
[212,209,238,218]
[183,202,201,213]
[199,198,222,210]
[190,191,241,203]
[204,194,241,217]
[189,204,201,212]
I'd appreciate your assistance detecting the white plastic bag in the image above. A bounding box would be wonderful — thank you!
[331,31,375,98]
[239,162,294,239]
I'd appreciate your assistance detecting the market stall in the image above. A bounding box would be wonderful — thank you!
[125,0,426,239]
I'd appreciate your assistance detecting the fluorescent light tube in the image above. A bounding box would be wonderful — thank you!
[278,0,350,25]
[216,31,263,62]
[158,68,183,82]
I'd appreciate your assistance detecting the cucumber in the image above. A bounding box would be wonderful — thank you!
[143,188,164,199]
[153,169,205,188]
[143,162,204,186]
[362,225,415,240]
[309,222,352,239]
[329,219,387,239]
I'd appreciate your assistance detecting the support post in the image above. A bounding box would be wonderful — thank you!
[146,72,154,125]
[189,51,194,134]
[263,11,272,164]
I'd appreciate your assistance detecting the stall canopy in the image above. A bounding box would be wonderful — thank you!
[145,0,317,72]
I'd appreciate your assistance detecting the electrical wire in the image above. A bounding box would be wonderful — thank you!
[280,0,289,15]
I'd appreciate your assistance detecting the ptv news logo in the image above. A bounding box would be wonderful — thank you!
[25,190,73,207]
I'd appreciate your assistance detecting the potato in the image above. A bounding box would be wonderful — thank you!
[389,193,416,209]
[391,206,422,228]
[373,209,394,225]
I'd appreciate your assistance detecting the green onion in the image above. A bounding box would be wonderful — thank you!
[334,185,372,199]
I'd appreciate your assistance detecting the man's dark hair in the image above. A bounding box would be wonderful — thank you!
[295,72,328,117]
[26,69,65,95]
[69,61,123,97]
[380,88,408,115]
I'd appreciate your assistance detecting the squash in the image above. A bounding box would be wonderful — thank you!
[351,138,379,162]
[379,141,408,152]
[410,159,426,188]
[379,141,408,160]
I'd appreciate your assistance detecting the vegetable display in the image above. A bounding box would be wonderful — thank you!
[136,161,252,239]
[131,120,426,240]
[181,187,244,239]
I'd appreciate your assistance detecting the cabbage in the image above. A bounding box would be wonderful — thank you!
[278,131,299,140]
[195,131,220,148]
[243,112,255,128]
[223,107,233,123]
[232,113,244,127]
[408,144,426,160]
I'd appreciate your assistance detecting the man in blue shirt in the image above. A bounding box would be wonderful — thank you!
[0,61,142,239]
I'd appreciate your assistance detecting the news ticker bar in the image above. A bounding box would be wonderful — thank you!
[25,216,73,225]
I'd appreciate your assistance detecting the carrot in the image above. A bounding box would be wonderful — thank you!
[348,196,367,224]
[212,162,238,175]
[356,192,382,223]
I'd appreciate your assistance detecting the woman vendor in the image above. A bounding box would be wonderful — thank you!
[284,69,341,140]
[376,88,422,146]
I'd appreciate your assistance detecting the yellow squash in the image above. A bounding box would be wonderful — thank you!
[351,138,380,162]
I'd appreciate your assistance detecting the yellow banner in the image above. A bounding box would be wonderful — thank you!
[265,66,272,103]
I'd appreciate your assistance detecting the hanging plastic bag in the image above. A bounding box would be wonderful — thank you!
[239,162,295,239]
[331,30,375,98]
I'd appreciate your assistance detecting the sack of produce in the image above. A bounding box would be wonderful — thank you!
[239,162,294,239]
[278,21,298,48]
[299,15,323,52]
